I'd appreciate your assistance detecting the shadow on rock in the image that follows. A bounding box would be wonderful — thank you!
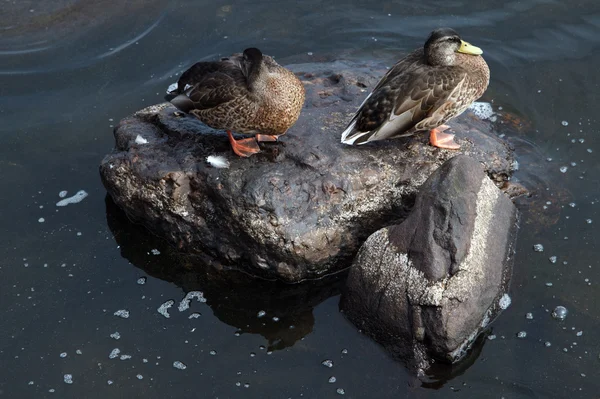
[105,195,344,351]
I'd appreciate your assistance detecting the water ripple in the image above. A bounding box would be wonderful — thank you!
[98,12,165,60]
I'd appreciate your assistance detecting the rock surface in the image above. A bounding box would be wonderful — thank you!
[340,155,518,368]
[100,60,516,282]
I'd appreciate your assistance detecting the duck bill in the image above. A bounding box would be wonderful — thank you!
[457,40,483,55]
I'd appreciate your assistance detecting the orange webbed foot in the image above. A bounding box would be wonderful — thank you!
[255,134,279,142]
[429,125,461,150]
[227,131,261,157]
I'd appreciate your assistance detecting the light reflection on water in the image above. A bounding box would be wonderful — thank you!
[0,0,599,397]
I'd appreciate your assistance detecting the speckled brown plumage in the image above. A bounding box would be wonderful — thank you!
[168,48,305,150]
[341,28,490,147]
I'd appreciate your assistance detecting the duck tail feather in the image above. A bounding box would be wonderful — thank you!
[169,94,195,114]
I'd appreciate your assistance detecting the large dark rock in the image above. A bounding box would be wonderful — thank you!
[340,155,518,370]
[100,60,516,282]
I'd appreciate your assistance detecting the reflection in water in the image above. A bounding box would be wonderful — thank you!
[105,196,344,352]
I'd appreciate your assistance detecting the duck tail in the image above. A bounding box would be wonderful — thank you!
[340,118,374,145]
[169,94,195,114]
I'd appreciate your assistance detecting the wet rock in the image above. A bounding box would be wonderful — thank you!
[100,60,515,282]
[340,155,517,368]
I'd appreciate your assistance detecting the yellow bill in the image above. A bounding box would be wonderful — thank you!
[457,40,483,55]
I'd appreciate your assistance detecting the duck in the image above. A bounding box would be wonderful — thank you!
[167,48,305,157]
[340,28,489,149]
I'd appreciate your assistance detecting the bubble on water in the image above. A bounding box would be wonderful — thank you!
[244,383,250,388]
[136,374,143,380]
[526,313,533,320]
[307,52,313,56]
[119,354,131,360]
[546,282,553,287]
[173,361,187,370]
[552,306,568,320]
[329,376,337,383]
[60,352,67,358]
[59,190,68,198]
[546,157,553,162]
[210,350,217,356]
[468,102,495,120]
[586,219,592,224]
[587,148,593,153]
[28,381,34,385]
[38,217,45,223]
[272,316,279,322]
[178,291,205,312]
[188,312,201,319]
[257,310,266,318]
[559,166,568,173]
[137,277,146,285]
[107,380,114,385]
[561,120,569,126]
[143,358,148,363]
[250,352,256,357]
[76,349,82,355]
[517,331,527,338]
[322,359,334,368]
[63,374,73,384]
[158,300,175,318]
[336,388,345,395]
[533,244,544,252]
[576,331,583,337]
[341,348,348,354]
[110,332,121,340]
[150,248,160,255]
[235,382,241,387]
[578,138,585,143]
[498,293,511,310]
[569,202,576,208]
[109,348,121,359]
[49,389,55,393]
[487,334,497,340]
[545,341,552,347]
[549,256,557,264]
[114,309,130,319]
[56,190,88,207]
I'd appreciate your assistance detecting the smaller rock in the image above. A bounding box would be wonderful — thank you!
[341,155,517,369]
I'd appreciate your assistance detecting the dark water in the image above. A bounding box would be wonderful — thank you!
[1,0,599,397]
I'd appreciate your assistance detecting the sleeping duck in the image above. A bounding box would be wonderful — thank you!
[341,28,489,149]
[168,48,305,157]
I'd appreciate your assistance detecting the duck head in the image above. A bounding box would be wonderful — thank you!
[424,28,483,66]
[242,47,264,85]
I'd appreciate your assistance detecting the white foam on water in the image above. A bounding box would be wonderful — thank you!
[158,300,175,318]
[468,102,495,120]
[59,190,68,198]
[498,293,512,310]
[113,309,130,319]
[173,361,187,370]
[56,190,88,207]
[178,291,206,312]
[109,348,121,359]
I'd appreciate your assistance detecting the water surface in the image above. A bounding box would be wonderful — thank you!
[1,0,599,397]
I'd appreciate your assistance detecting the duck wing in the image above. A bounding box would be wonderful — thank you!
[341,60,468,145]
[169,57,250,113]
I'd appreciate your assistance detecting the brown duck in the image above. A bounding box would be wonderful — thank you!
[168,48,305,157]
[341,28,490,149]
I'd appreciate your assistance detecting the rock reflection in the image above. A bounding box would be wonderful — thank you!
[105,196,343,351]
